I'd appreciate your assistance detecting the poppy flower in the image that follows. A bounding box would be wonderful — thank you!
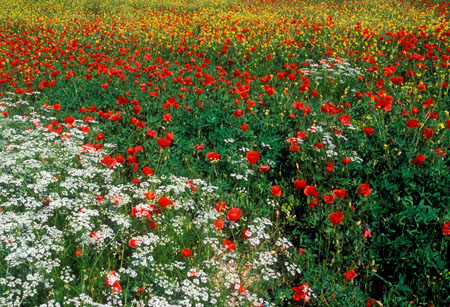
[363,127,375,135]
[363,228,372,238]
[115,155,125,163]
[75,249,83,256]
[100,155,117,167]
[181,248,191,257]
[112,281,122,293]
[214,201,228,212]
[358,184,371,197]
[157,138,171,148]
[329,211,344,226]
[227,208,243,221]
[323,194,335,204]
[146,129,156,138]
[304,185,320,196]
[412,155,426,164]
[270,185,282,197]
[344,269,357,280]
[64,116,75,125]
[338,114,351,126]
[158,196,172,208]
[241,229,252,239]
[326,162,334,172]
[443,222,450,236]
[309,198,320,208]
[214,219,225,230]
[206,152,221,161]
[292,282,309,302]
[223,239,236,252]
[129,237,141,248]
[259,165,270,173]
[333,189,347,198]
[294,179,307,189]
[246,151,260,164]
[406,119,419,128]
[142,166,153,176]
[105,271,120,290]
[146,220,158,229]
[240,124,249,131]
[144,191,155,200]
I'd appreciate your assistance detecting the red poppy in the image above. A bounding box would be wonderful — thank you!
[158,196,172,208]
[304,185,320,196]
[100,156,117,167]
[223,239,236,252]
[214,201,228,212]
[64,116,75,125]
[142,166,153,176]
[214,219,225,230]
[146,220,158,229]
[206,152,221,161]
[241,229,252,239]
[294,179,307,189]
[181,248,191,257]
[129,237,141,248]
[157,138,171,148]
[333,189,347,198]
[292,282,309,302]
[112,281,122,293]
[446,120,450,129]
[259,165,270,173]
[240,124,249,131]
[246,151,260,165]
[146,129,156,138]
[75,249,83,256]
[227,208,243,221]
[309,198,320,208]
[338,114,351,126]
[412,154,426,164]
[443,222,450,236]
[344,269,357,280]
[363,127,375,135]
[270,185,282,197]
[406,119,419,128]
[329,211,344,226]
[194,143,204,151]
[342,157,351,164]
[323,194,335,204]
[326,162,334,172]
[144,191,155,200]
[363,228,372,238]
[116,155,125,163]
[358,184,371,197]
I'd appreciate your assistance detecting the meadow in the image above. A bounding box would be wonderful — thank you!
[0,0,450,305]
